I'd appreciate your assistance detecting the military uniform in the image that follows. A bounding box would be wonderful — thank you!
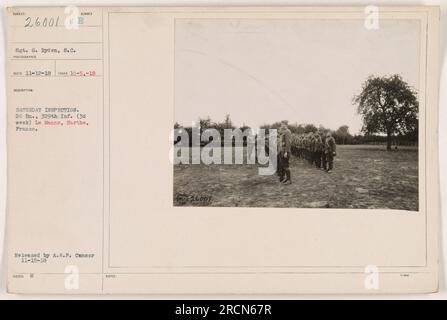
[291,133,298,157]
[298,135,304,159]
[321,136,327,170]
[324,134,337,172]
[309,133,316,165]
[276,128,284,179]
[278,124,292,183]
[313,133,323,169]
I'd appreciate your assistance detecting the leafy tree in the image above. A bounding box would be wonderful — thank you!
[198,116,212,130]
[353,74,418,150]
[223,114,234,129]
[289,123,305,134]
[239,123,251,132]
[265,120,288,130]
[303,124,318,133]
[335,125,351,145]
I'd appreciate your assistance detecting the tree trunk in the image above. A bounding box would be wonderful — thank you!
[386,132,392,151]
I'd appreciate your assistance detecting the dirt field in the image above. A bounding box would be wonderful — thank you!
[173,145,418,211]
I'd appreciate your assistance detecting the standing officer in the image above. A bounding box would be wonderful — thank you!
[276,126,284,181]
[324,132,337,173]
[321,133,327,171]
[313,132,323,169]
[278,122,292,184]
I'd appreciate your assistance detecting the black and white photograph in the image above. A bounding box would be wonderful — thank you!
[173,18,420,210]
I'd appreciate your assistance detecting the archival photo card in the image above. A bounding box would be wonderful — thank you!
[6,6,440,294]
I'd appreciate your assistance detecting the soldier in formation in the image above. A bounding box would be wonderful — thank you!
[273,123,337,184]
[323,132,337,173]
[277,122,292,184]
[289,129,337,173]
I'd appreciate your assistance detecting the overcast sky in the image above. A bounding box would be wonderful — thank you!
[175,19,420,134]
